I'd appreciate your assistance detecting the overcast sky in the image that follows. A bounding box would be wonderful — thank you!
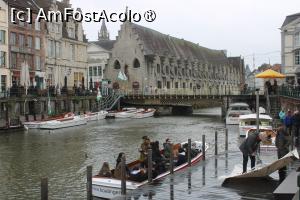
[70,0,300,70]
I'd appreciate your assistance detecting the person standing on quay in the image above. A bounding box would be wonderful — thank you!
[284,110,294,136]
[275,125,291,183]
[239,132,268,173]
[279,109,286,123]
[293,110,300,146]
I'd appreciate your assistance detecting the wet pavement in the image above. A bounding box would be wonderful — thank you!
[0,107,281,199]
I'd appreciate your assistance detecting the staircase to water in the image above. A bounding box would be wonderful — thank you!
[92,93,123,111]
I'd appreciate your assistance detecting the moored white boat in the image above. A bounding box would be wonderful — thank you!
[23,112,75,129]
[239,114,272,137]
[39,115,87,130]
[131,108,156,119]
[115,108,144,119]
[226,103,252,125]
[92,140,208,199]
[84,111,108,122]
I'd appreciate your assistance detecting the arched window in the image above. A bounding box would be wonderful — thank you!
[157,64,161,74]
[133,58,140,68]
[114,60,121,69]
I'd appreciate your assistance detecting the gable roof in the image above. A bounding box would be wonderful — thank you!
[90,40,116,51]
[129,23,228,65]
[282,13,300,28]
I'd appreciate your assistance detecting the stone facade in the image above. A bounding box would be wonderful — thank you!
[7,0,46,89]
[0,0,9,95]
[35,0,88,90]
[281,13,300,85]
[87,21,115,89]
[106,22,244,95]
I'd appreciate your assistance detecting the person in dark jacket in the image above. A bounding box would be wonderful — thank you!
[239,132,268,173]
[284,110,294,136]
[275,125,291,182]
[293,110,300,146]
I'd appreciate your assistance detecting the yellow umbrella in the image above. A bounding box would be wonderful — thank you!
[255,69,286,79]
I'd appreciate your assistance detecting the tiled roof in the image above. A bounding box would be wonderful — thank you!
[129,23,228,65]
[282,13,300,28]
[90,40,116,51]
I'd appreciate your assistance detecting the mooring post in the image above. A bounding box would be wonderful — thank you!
[121,154,126,195]
[41,178,48,200]
[188,139,192,167]
[86,166,92,200]
[170,144,174,174]
[225,128,228,151]
[297,174,300,200]
[148,149,153,183]
[215,131,218,155]
[202,135,206,160]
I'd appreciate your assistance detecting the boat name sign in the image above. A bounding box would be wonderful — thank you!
[93,185,121,196]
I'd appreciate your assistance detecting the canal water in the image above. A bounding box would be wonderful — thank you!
[0,107,279,200]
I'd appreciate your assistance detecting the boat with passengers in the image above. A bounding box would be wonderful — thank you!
[225,103,252,125]
[92,140,208,199]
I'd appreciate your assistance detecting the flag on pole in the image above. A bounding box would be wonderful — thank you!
[96,88,102,101]
[47,98,52,115]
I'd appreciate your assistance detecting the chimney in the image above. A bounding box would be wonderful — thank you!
[62,0,70,6]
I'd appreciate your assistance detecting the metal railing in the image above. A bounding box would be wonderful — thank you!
[279,85,300,99]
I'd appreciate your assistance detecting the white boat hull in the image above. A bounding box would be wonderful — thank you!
[39,116,87,130]
[132,109,156,119]
[85,111,108,122]
[226,117,240,125]
[239,125,272,137]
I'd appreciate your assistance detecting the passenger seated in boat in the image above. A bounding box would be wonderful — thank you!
[128,167,148,182]
[98,162,112,177]
[139,136,151,167]
[151,141,166,173]
[114,152,129,179]
[175,144,187,166]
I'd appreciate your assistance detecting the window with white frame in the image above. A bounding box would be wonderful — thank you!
[35,20,40,30]
[70,44,75,61]
[27,36,33,48]
[296,32,300,47]
[47,40,55,57]
[296,50,300,65]
[19,34,25,47]
[98,66,102,76]
[0,30,5,44]
[69,27,75,38]
[35,56,41,70]
[10,32,16,45]
[0,51,6,67]
[89,67,93,76]
[93,66,97,76]
[55,42,61,58]
[35,37,41,50]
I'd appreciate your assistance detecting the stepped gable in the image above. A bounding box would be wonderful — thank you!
[282,12,300,28]
[130,23,228,65]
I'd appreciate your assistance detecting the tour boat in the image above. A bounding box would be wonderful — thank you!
[239,114,272,137]
[92,140,208,199]
[84,111,108,122]
[225,103,252,125]
[114,108,144,119]
[245,128,277,153]
[23,112,74,129]
[131,108,156,119]
[39,115,87,130]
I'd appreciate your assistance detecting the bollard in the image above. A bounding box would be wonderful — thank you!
[188,139,192,167]
[202,135,206,160]
[41,178,48,200]
[121,154,126,195]
[215,131,218,155]
[170,144,174,174]
[225,128,228,151]
[148,149,153,183]
[86,166,92,200]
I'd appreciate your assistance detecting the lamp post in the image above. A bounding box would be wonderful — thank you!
[256,88,260,135]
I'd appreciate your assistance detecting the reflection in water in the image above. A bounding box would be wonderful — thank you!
[188,169,191,194]
[225,153,228,172]
[202,164,206,186]
[215,158,218,178]
[170,176,174,200]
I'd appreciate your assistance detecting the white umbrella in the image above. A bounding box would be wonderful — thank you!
[20,62,30,95]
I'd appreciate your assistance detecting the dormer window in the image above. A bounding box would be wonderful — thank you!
[69,27,75,38]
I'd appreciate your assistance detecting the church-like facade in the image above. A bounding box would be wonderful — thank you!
[105,22,244,95]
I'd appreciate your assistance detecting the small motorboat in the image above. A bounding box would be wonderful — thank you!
[245,128,277,154]
[84,111,108,122]
[225,103,252,125]
[23,112,74,129]
[39,115,87,130]
[0,124,25,133]
[131,108,156,119]
[239,114,272,137]
[92,140,208,199]
[114,108,144,119]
